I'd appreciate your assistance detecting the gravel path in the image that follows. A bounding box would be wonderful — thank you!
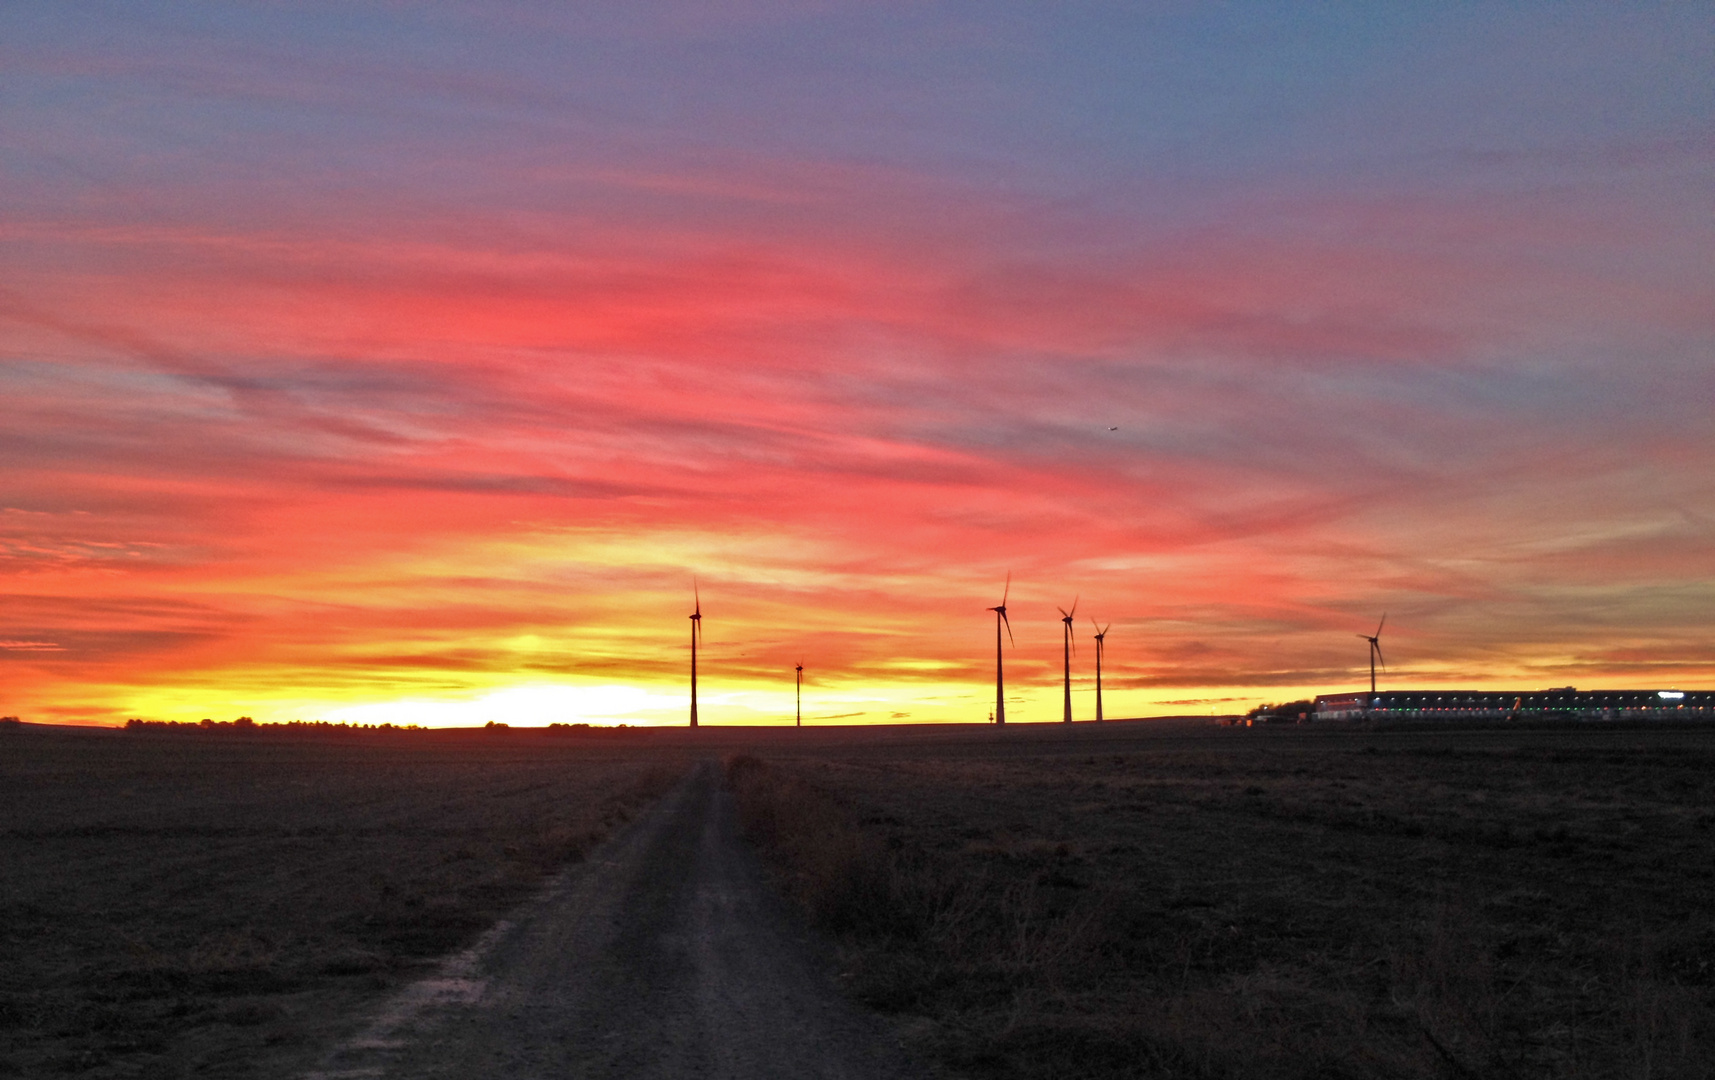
[302,761,920,1080]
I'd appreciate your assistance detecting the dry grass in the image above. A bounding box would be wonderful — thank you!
[727,723,1715,1079]
[0,726,687,1078]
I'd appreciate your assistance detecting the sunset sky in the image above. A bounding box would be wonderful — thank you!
[3,3,1712,726]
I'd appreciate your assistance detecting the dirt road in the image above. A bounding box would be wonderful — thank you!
[302,761,919,1080]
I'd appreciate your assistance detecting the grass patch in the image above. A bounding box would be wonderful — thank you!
[728,725,1715,1079]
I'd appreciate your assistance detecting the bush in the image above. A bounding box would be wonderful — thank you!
[726,755,902,935]
[724,756,1117,1000]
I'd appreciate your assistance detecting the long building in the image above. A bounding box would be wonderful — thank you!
[1312,688,1713,721]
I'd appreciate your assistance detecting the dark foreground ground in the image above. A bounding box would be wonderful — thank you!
[4,720,1714,1079]
[727,720,1715,1080]
[0,726,688,1077]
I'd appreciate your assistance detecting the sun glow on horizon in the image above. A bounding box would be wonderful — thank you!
[318,684,688,729]
[78,671,1298,730]
[255,679,1079,729]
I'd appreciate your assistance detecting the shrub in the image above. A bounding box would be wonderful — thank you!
[725,755,901,934]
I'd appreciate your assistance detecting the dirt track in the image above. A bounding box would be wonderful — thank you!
[302,761,918,1080]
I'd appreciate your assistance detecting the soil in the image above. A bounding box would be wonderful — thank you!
[302,761,922,1080]
[0,727,683,1078]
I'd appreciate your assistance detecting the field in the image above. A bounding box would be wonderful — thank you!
[0,726,687,1078]
[7,720,1715,1080]
[727,720,1715,1079]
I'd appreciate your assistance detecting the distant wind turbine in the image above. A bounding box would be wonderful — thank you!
[1358,613,1386,698]
[689,582,703,728]
[1058,596,1078,723]
[1092,619,1110,722]
[795,660,803,727]
[988,574,1014,726]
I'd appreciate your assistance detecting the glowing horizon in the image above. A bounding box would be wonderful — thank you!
[3,4,1712,727]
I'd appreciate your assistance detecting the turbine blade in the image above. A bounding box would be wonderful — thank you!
[1002,570,1011,607]
[1057,606,1069,619]
[1375,643,1385,670]
[1376,612,1386,637]
[1070,595,1078,618]
[1001,609,1014,646]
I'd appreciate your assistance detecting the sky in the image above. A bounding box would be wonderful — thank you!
[2,2,1712,727]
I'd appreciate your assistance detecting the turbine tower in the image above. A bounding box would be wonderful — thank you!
[795,661,803,727]
[1092,619,1110,722]
[987,574,1014,725]
[1057,597,1079,723]
[689,583,703,728]
[1358,613,1386,698]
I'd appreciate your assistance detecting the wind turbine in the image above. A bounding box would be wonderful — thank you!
[689,583,703,728]
[1358,613,1386,699]
[987,574,1014,725]
[794,661,803,727]
[1058,597,1079,723]
[1092,619,1110,722]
